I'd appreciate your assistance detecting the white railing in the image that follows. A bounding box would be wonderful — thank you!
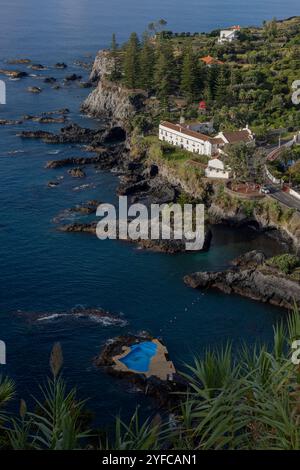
[264,165,282,185]
[289,188,300,201]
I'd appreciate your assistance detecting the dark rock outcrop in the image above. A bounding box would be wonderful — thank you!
[0,69,28,78]
[64,73,82,82]
[27,86,42,93]
[23,114,65,124]
[44,77,57,84]
[0,119,23,125]
[184,250,300,309]
[81,78,147,125]
[54,62,67,69]
[68,167,86,178]
[17,306,127,327]
[46,148,123,169]
[95,334,186,407]
[20,123,105,145]
[29,64,47,71]
[58,222,97,233]
[7,58,31,65]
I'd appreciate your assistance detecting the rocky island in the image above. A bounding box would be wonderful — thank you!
[95,333,185,406]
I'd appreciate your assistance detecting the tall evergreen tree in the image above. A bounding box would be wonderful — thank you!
[110,33,121,81]
[139,32,155,90]
[154,40,174,104]
[180,45,199,101]
[123,32,140,89]
[215,66,229,105]
[204,65,218,103]
[111,33,118,54]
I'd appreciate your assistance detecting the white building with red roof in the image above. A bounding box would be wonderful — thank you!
[218,26,240,43]
[159,121,222,156]
[158,121,255,179]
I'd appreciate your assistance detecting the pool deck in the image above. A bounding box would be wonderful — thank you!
[112,339,176,381]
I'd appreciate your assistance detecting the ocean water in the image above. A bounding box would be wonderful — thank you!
[0,0,298,426]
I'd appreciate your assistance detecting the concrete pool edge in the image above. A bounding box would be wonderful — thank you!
[112,339,176,381]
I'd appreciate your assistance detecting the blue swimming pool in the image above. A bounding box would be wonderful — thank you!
[119,341,158,373]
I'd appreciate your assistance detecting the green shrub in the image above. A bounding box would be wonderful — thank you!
[266,253,300,274]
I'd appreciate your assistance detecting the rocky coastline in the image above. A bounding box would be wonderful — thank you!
[184,250,300,309]
[13,48,299,257]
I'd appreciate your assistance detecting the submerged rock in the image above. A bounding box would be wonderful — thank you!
[54,62,67,69]
[29,64,47,71]
[78,81,93,88]
[7,58,31,65]
[23,114,65,123]
[16,307,127,327]
[64,73,82,82]
[20,130,53,140]
[0,69,28,78]
[43,77,57,84]
[47,181,59,188]
[58,222,97,233]
[0,119,23,125]
[68,167,86,178]
[53,201,101,222]
[27,86,42,93]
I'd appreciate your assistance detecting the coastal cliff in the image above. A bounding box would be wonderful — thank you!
[89,50,115,82]
[208,194,300,251]
[81,50,300,252]
[81,50,147,126]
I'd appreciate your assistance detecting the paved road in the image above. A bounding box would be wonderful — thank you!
[268,187,300,212]
[264,138,300,211]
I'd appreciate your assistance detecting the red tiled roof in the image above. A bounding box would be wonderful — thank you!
[201,55,224,65]
[160,121,220,144]
[221,129,252,144]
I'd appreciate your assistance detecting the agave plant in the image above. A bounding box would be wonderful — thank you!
[5,343,90,450]
[101,407,167,450]
[1,308,300,450]
[0,376,15,419]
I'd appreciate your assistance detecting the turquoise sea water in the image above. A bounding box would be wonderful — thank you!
[0,0,299,425]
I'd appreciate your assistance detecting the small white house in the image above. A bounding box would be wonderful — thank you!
[205,158,231,179]
[218,26,240,43]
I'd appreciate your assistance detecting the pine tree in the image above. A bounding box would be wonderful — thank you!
[123,32,140,89]
[154,40,174,104]
[215,66,229,105]
[110,33,121,81]
[204,65,217,103]
[180,45,199,101]
[111,33,117,54]
[139,32,155,90]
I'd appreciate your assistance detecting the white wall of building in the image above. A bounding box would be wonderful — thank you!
[205,158,230,179]
[159,124,214,156]
[218,30,237,43]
